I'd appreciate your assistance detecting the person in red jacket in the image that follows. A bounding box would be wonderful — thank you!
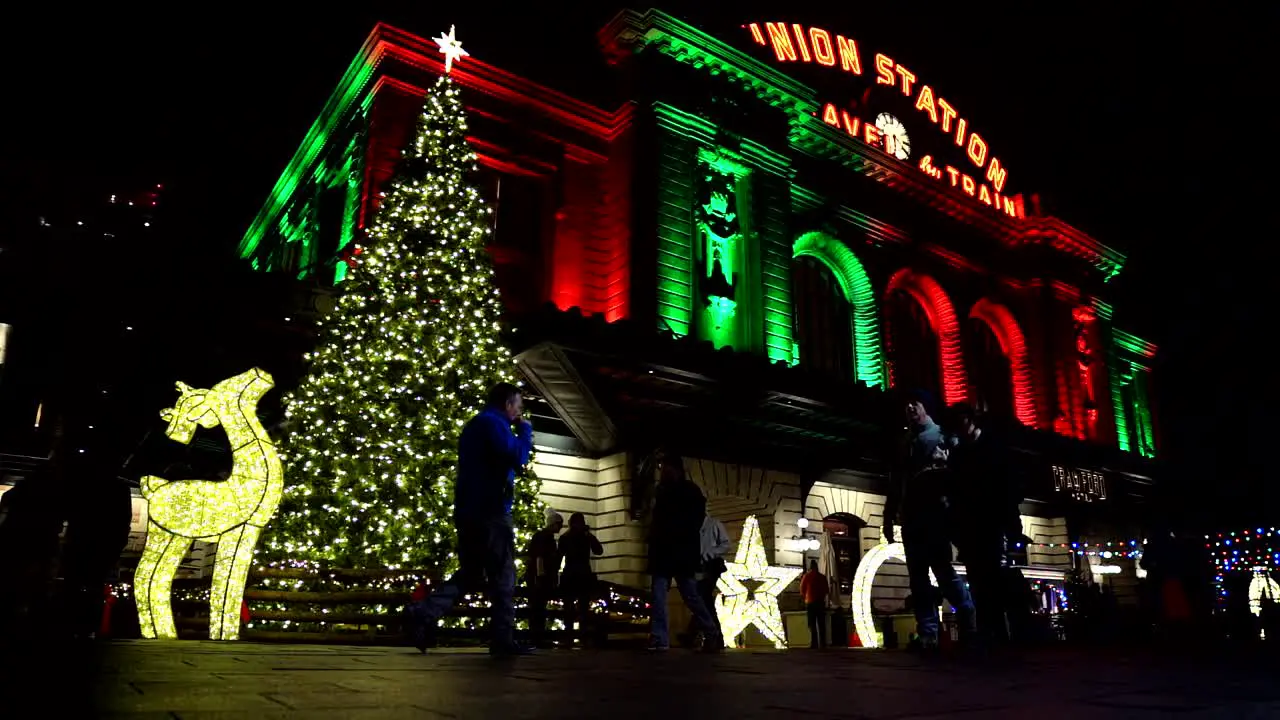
[800,559,830,648]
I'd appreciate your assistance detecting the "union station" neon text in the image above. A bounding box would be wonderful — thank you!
[747,22,1010,194]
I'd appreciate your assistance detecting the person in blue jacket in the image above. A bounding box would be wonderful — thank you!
[407,382,534,656]
[883,389,976,650]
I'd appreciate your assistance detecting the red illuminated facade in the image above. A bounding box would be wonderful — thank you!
[241,10,1161,561]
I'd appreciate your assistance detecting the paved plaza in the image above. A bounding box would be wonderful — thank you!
[30,640,1280,718]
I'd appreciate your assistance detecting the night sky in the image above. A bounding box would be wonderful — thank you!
[5,3,1271,524]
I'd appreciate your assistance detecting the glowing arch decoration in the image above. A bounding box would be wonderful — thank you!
[135,368,283,641]
[715,515,803,648]
[885,268,967,406]
[1249,569,1280,618]
[851,529,938,648]
[792,231,884,388]
[969,298,1037,426]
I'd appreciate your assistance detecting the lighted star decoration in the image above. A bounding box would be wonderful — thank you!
[715,514,802,648]
[433,25,469,73]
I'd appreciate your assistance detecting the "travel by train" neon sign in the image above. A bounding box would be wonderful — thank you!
[816,104,1021,218]
[746,22,1020,218]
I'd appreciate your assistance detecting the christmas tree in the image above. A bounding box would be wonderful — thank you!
[261,73,544,578]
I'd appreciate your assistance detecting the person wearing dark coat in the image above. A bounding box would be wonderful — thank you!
[0,472,64,644]
[945,403,1031,645]
[558,512,604,641]
[525,511,563,648]
[61,471,134,640]
[646,449,720,651]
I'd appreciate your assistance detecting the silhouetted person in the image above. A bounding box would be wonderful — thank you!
[407,383,534,656]
[1260,595,1280,644]
[60,471,133,640]
[559,512,603,642]
[1223,572,1256,643]
[54,408,135,641]
[0,472,63,644]
[525,511,563,648]
[801,559,830,648]
[647,449,721,651]
[945,403,1030,645]
[884,390,975,649]
[1143,528,1208,642]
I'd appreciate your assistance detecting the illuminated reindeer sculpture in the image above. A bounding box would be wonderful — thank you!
[134,368,283,640]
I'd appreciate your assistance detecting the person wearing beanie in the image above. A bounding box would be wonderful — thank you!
[883,389,975,650]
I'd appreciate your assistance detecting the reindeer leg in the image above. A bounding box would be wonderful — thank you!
[210,524,261,640]
[135,525,188,640]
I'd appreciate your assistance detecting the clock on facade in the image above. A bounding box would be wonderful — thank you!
[875,113,911,160]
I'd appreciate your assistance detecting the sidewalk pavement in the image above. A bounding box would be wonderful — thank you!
[40,640,1280,719]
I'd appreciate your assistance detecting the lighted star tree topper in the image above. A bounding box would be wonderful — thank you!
[259,65,543,581]
[134,368,283,641]
[433,25,469,73]
[715,514,802,648]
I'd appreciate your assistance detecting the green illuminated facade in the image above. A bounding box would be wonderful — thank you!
[239,47,376,282]
[792,231,883,387]
[1111,329,1158,458]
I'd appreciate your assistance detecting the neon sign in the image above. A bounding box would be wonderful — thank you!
[818,104,1020,218]
[747,22,1017,216]
[1052,465,1107,503]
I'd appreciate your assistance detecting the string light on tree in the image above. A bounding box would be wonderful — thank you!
[258,68,543,586]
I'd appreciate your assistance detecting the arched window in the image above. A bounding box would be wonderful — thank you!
[966,317,1014,421]
[886,288,942,401]
[969,299,1037,427]
[793,257,853,379]
[791,232,883,387]
[884,269,967,406]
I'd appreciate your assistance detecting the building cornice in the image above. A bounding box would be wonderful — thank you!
[240,22,632,261]
[376,24,633,143]
[1113,329,1158,365]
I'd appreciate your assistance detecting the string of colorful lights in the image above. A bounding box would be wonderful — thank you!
[1206,527,1280,572]
[1014,526,1280,569]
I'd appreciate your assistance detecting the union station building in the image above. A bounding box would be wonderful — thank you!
[237,10,1160,644]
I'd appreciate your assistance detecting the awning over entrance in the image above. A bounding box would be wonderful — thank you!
[514,307,891,476]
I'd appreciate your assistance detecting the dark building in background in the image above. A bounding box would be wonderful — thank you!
[0,182,315,486]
